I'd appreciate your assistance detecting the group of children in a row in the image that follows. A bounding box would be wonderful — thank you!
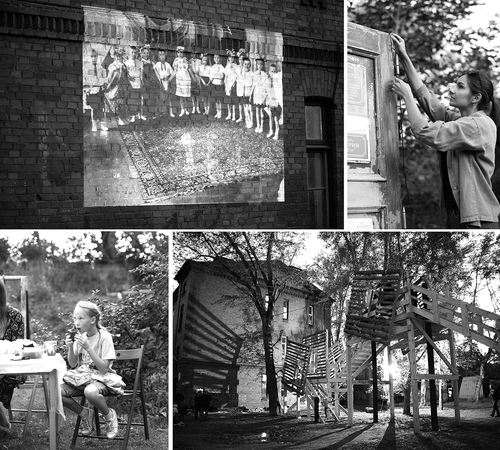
[84,45,283,140]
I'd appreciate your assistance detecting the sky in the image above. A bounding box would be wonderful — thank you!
[0,230,94,249]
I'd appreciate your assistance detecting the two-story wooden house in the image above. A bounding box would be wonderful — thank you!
[173,259,332,410]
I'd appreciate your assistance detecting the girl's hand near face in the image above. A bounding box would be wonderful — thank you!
[74,333,90,351]
[65,334,74,347]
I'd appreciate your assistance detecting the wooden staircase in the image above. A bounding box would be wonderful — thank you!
[344,270,401,344]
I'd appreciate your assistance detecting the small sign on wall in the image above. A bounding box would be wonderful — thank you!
[347,61,371,162]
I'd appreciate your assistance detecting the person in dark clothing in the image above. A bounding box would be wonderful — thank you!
[199,389,212,420]
[194,389,203,420]
[174,389,186,426]
[490,383,500,417]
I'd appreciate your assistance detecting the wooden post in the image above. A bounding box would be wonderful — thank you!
[407,316,420,433]
[372,341,378,423]
[425,322,438,431]
[347,344,353,427]
[387,346,395,421]
[448,329,461,426]
[20,276,29,338]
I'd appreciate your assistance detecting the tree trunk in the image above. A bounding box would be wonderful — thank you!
[420,379,427,406]
[262,317,279,416]
[403,371,412,416]
[476,362,486,403]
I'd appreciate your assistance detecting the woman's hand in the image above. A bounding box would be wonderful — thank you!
[391,77,413,100]
[391,33,408,57]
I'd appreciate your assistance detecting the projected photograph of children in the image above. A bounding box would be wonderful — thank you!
[83,7,284,207]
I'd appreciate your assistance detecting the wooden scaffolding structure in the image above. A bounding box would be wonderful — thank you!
[342,270,500,433]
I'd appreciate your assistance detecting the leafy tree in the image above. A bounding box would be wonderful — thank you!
[174,232,307,417]
[0,238,10,272]
[313,232,481,414]
[349,0,500,227]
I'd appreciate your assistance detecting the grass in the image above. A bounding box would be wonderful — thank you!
[1,385,168,449]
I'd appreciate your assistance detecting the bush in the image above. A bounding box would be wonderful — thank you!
[95,289,168,417]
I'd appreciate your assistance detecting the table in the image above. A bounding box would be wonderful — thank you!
[0,353,67,449]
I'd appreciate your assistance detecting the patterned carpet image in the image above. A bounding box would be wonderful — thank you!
[119,121,284,203]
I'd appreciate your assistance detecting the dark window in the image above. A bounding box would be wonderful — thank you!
[306,102,331,228]
[177,304,184,332]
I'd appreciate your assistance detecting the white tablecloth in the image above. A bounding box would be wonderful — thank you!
[0,353,67,420]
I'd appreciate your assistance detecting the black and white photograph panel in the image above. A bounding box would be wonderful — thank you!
[83,7,284,207]
[173,231,500,450]
[0,231,168,449]
[346,0,500,230]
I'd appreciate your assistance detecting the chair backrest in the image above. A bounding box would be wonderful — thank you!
[115,346,145,394]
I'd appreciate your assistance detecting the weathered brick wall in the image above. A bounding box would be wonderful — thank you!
[0,0,343,229]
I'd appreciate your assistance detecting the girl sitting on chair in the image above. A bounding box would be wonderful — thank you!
[61,301,119,439]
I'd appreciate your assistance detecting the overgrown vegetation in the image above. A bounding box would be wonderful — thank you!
[1,232,168,419]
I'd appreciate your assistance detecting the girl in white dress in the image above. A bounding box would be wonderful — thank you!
[252,56,268,133]
[224,50,238,121]
[199,54,212,115]
[173,46,192,117]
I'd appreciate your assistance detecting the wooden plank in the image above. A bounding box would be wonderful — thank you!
[431,290,439,323]
[387,346,395,422]
[411,315,457,375]
[346,344,353,427]
[407,315,420,433]
[352,344,385,378]
[461,303,470,337]
[468,303,500,321]
[415,374,459,380]
[448,329,461,426]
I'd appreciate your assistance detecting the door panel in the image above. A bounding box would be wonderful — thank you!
[347,22,403,229]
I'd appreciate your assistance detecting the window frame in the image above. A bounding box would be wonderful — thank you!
[305,99,334,228]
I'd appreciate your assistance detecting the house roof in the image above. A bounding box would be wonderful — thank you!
[174,259,333,302]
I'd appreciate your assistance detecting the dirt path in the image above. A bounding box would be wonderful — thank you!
[174,401,500,450]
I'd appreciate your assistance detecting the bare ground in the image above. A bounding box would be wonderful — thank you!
[173,399,500,450]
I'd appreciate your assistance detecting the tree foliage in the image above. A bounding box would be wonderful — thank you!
[174,232,307,417]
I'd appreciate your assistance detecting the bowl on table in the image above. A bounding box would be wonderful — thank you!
[21,347,44,359]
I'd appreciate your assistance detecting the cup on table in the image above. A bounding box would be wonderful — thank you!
[44,340,57,356]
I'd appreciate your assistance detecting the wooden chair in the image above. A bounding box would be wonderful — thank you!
[8,375,50,434]
[71,345,149,449]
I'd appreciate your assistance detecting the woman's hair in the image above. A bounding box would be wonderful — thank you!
[467,70,494,111]
[75,300,102,330]
[0,278,6,338]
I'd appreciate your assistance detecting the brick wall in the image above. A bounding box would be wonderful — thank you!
[0,0,343,229]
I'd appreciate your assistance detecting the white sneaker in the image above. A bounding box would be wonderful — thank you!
[236,117,243,123]
[80,407,94,436]
[105,408,118,440]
